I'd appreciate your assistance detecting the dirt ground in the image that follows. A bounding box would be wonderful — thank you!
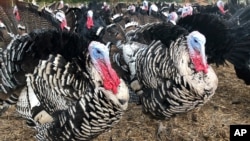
[0,63,250,141]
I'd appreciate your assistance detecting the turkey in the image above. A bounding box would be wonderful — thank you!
[65,2,107,42]
[1,29,129,140]
[0,20,16,114]
[190,0,247,20]
[0,1,123,116]
[14,0,69,32]
[0,0,73,113]
[166,11,178,25]
[0,1,19,35]
[0,9,114,114]
[100,1,112,25]
[110,22,218,119]
[177,12,250,85]
[193,0,230,16]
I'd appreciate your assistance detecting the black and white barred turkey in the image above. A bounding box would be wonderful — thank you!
[0,0,74,113]
[177,11,250,85]
[112,23,218,119]
[108,9,250,119]
[14,0,69,32]
[1,29,129,140]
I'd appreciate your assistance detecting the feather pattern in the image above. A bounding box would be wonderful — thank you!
[177,13,250,85]
[8,29,129,140]
[15,0,64,32]
[116,22,218,119]
[135,39,217,118]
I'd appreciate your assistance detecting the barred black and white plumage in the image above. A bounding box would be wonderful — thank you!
[0,20,15,49]
[115,23,218,119]
[2,29,129,140]
[177,12,250,85]
[0,34,30,94]
[14,0,69,32]
[0,92,18,115]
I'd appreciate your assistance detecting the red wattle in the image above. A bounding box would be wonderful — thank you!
[15,12,21,21]
[86,17,94,29]
[219,7,226,14]
[60,19,67,30]
[98,61,120,94]
[191,53,208,74]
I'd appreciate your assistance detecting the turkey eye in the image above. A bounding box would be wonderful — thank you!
[194,39,198,43]
[97,50,101,54]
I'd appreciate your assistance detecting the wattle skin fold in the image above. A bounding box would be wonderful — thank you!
[218,6,226,14]
[87,17,94,29]
[190,52,208,74]
[60,19,67,30]
[15,11,21,21]
[98,60,120,94]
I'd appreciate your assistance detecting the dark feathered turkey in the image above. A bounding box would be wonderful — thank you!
[65,7,106,42]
